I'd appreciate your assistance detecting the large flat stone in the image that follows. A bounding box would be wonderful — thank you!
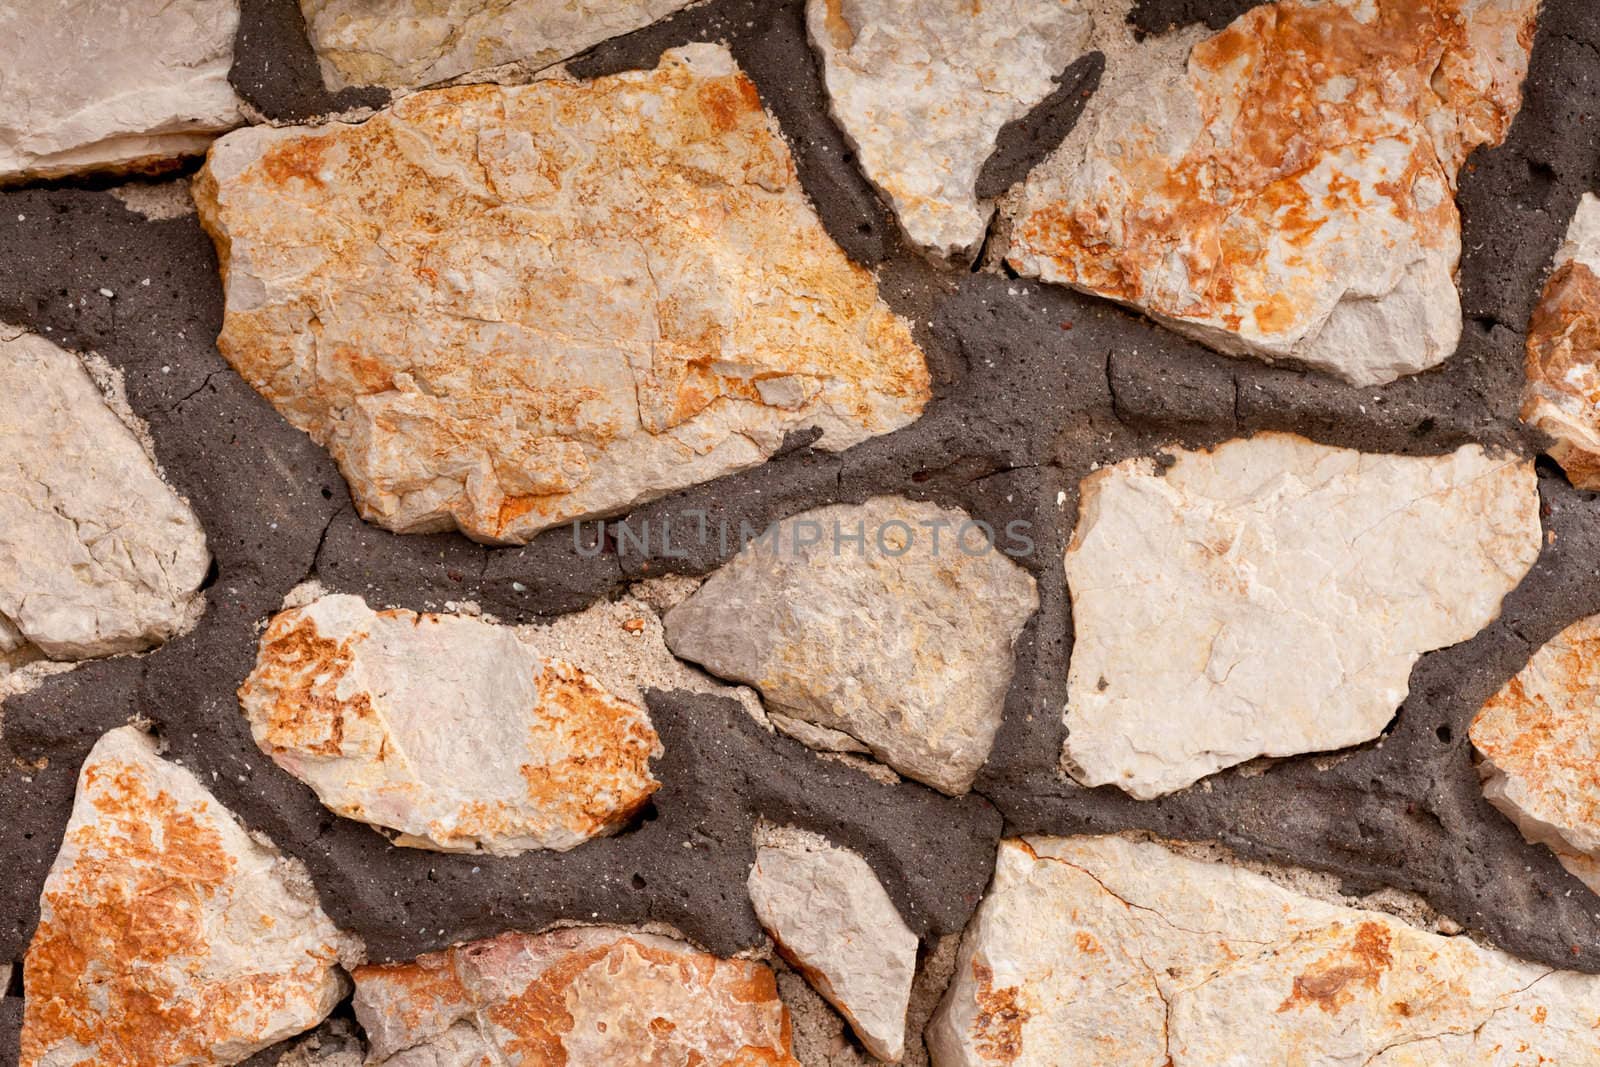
[21,727,355,1067]
[664,497,1038,794]
[1064,433,1540,799]
[1004,0,1539,386]
[930,835,1600,1066]
[195,44,929,545]
[1524,193,1600,488]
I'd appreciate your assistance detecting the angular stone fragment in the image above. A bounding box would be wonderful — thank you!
[664,497,1038,794]
[1005,0,1539,386]
[300,0,695,90]
[352,927,798,1064]
[1524,194,1600,488]
[806,0,1093,258]
[1064,434,1540,799]
[196,44,929,545]
[931,835,1600,1066]
[0,0,242,181]
[748,832,917,1062]
[0,330,210,660]
[239,593,661,855]
[21,726,354,1067]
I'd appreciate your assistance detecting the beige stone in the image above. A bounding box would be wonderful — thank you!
[196,44,929,545]
[1523,193,1600,487]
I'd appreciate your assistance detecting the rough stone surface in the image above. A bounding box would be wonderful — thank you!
[1005,0,1540,386]
[195,43,929,545]
[1524,193,1600,487]
[239,593,661,854]
[352,926,798,1064]
[270,1020,364,1067]
[0,0,243,181]
[1064,433,1541,799]
[930,835,1600,1066]
[665,496,1038,794]
[20,726,354,1067]
[805,0,1093,258]
[0,328,210,661]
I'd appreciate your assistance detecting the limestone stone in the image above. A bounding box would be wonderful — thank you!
[663,497,1039,795]
[300,0,695,90]
[273,1020,364,1067]
[1523,193,1600,488]
[195,44,929,545]
[1064,433,1540,799]
[930,835,1600,1066]
[1004,0,1539,386]
[20,726,355,1067]
[0,329,210,661]
[352,927,798,1064]
[0,0,242,181]
[238,593,661,855]
[749,834,917,1062]
[806,0,1092,259]
[1471,613,1600,895]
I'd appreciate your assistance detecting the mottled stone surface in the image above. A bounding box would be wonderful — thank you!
[0,0,242,180]
[806,0,1092,258]
[195,44,929,545]
[21,727,354,1067]
[1005,0,1539,386]
[352,927,797,1064]
[1065,434,1541,799]
[664,497,1038,794]
[239,593,661,855]
[930,835,1600,1066]
[0,329,209,661]
[1524,193,1600,488]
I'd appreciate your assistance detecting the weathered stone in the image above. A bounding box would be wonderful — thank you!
[300,0,695,90]
[21,726,355,1067]
[0,0,242,181]
[930,835,1600,1066]
[195,44,929,545]
[352,927,798,1064]
[0,329,210,661]
[806,0,1092,259]
[748,831,917,1062]
[273,1020,364,1067]
[664,497,1038,794]
[1005,0,1539,386]
[1524,193,1600,488]
[1064,433,1540,799]
[239,593,661,855]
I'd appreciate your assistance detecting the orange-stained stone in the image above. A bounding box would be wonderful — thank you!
[1523,193,1600,489]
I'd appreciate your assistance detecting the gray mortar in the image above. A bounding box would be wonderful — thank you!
[3,0,1600,1062]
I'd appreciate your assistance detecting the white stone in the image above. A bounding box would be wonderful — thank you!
[1064,433,1540,799]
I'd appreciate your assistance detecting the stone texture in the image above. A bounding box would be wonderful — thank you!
[352,927,798,1064]
[1005,0,1539,386]
[1471,613,1600,895]
[0,0,242,181]
[195,44,929,545]
[806,0,1093,259]
[0,329,210,661]
[664,497,1038,794]
[930,835,1600,1066]
[239,593,661,855]
[1524,193,1600,488]
[749,831,917,1062]
[1064,433,1541,799]
[300,0,695,90]
[20,726,354,1067]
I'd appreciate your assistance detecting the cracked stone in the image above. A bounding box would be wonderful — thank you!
[930,835,1600,1066]
[664,496,1039,795]
[20,726,356,1067]
[238,593,661,855]
[1064,433,1540,799]
[0,329,210,661]
[272,1020,364,1067]
[352,927,798,1064]
[0,0,242,181]
[195,43,929,545]
[805,0,1093,259]
[1523,193,1600,488]
[1003,0,1539,386]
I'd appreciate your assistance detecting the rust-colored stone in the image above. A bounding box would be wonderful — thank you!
[1523,193,1600,488]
